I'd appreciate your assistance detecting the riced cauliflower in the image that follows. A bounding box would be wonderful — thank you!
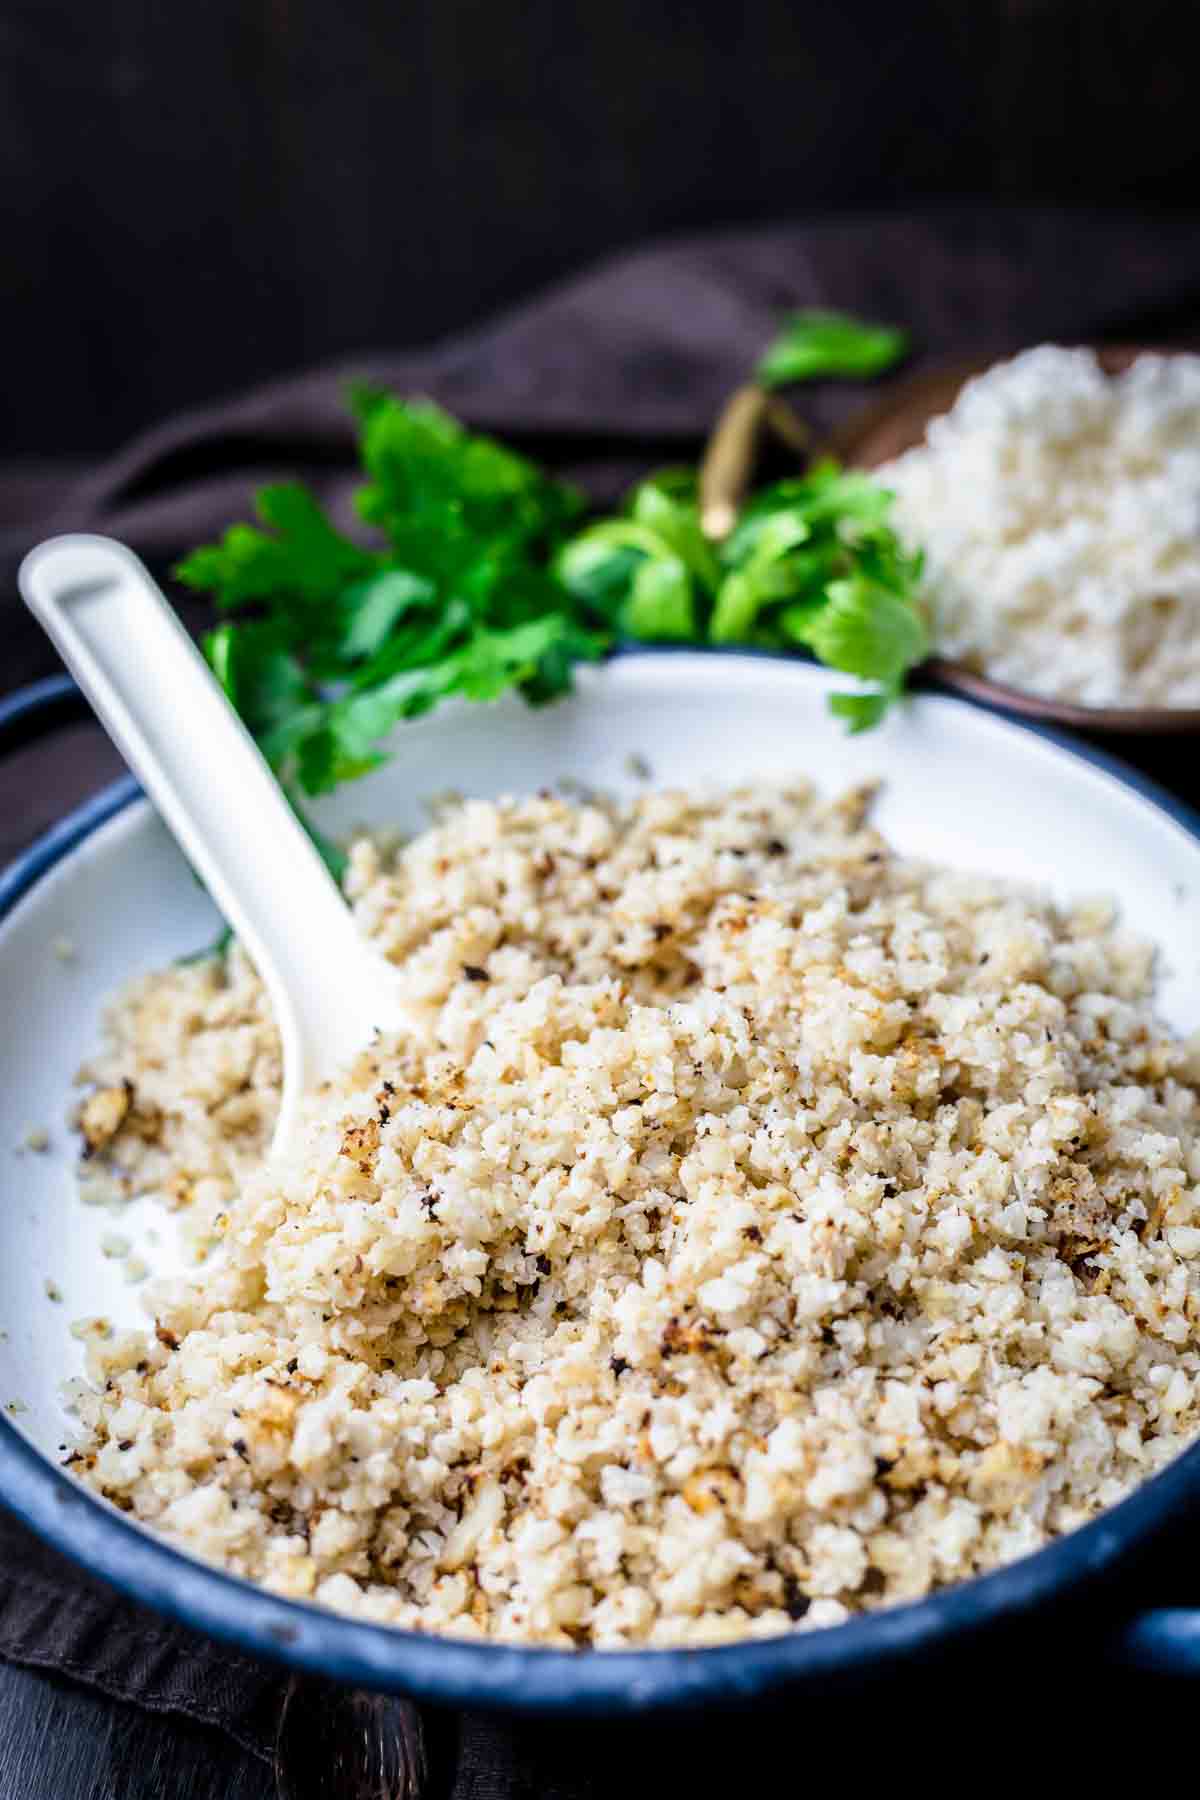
[66,783,1200,1646]
[879,344,1200,708]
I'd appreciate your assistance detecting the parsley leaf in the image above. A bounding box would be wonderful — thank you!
[756,310,910,388]
[827,688,896,734]
[558,455,927,724]
[176,390,606,851]
[179,331,924,907]
[628,471,722,592]
[176,483,375,611]
[338,570,436,663]
[788,576,928,685]
[553,473,710,642]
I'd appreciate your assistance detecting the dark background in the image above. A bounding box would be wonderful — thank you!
[3,0,1199,461]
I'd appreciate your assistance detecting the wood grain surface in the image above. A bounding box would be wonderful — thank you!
[0,1661,271,1800]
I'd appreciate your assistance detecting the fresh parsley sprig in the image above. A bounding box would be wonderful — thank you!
[174,311,925,867]
[755,309,909,389]
[557,462,927,730]
[175,388,607,870]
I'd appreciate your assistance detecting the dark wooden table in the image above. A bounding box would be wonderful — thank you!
[0,1662,272,1800]
[0,723,274,1797]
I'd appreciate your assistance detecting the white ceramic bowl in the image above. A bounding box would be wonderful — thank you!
[3,650,1200,1708]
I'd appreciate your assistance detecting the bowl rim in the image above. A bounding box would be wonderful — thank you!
[3,649,1200,1713]
[834,341,1200,735]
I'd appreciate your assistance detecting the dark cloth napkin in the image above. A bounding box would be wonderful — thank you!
[4,206,1200,1790]
[8,207,1200,690]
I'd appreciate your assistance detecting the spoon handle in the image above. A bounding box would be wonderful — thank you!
[19,535,382,1138]
[274,1677,428,1800]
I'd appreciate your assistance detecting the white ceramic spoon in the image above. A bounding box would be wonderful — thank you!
[19,534,400,1155]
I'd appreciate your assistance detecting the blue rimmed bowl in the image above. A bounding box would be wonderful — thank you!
[2,651,1200,1713]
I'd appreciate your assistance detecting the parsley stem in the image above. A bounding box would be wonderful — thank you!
[698,384,810,540]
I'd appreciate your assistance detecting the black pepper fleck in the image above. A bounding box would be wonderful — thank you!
[783,1579,811,1620]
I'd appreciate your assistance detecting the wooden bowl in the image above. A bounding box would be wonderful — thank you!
[831,344,1200,736]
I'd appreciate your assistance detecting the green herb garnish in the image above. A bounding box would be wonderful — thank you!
[558,462,927,729]
[175,312,925,869]
[175,388,607,860]
[756,309,909,388]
